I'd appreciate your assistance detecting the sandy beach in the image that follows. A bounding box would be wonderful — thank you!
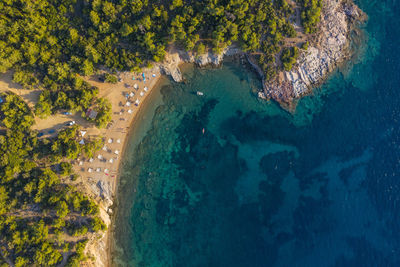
[71,68,162,205]
[1,67,162,196]
[0,67,163,266]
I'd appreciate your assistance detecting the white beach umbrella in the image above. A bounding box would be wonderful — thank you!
[108,138,113,143]
[97,154,103,160]
[144,86,148,92]
[88,168,93,173]
[89,158,94,163]
[125,101,131,107]
[109,158,114,163]
[128,109,132,114]
[79,161,83,166]
[102,145,108,151]
[117,139,121,144]
[140,92,144,96]
[96,168,101,172]
[115,150,119,155]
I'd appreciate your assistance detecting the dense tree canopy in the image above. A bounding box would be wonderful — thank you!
[300,0,323,34]
[0,93,106,266]
[0,0,318,87]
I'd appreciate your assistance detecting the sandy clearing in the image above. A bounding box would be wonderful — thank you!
[0,71,42,109]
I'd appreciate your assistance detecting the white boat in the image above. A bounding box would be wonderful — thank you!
[197,91,204,96]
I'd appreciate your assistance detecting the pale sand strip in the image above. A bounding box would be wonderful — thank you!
[80,68,163,266]
[72,68,162,204]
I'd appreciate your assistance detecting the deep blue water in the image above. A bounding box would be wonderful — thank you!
[113,0,400,266]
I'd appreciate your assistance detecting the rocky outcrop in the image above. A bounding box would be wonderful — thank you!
[85,229,109,267]
[265,0,366,108]
[159,47,243,82]
[85,179,114,267]
[159,52,183,82]
[97,180,114,207]
[159,0,365,110]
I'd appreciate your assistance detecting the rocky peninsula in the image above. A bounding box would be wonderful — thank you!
[264,0,366,109]
[159,0,366,111]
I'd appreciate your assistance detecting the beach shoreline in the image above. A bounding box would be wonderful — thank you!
[105,74,165,267]
[65,67,164,267]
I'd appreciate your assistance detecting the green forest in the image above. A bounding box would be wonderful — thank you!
[0,0,323,265]
[0,93,106,266]
[1,0,322,86]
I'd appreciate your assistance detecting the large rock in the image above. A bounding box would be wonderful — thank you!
[159,52,183,82]
[97,180,113,207]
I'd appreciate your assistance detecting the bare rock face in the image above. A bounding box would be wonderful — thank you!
[85,230,108,267]
[159,52,183,82]
[85,180,113,267]
[192,50,224,66]
[159,47,243,82]
[265,0,365,108]
[85,179,118,267]
[190,47,243,66]
[97,180,113,207]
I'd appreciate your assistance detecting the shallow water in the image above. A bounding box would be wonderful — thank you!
[113,0,400,266]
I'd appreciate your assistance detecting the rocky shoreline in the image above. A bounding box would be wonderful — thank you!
[264,0,367,110]
[159,0,366,111]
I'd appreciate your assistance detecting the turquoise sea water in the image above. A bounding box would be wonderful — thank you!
[113,0,400,266]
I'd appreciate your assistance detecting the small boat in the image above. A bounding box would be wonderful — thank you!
[202,128,205,134]
[197,91,204,96]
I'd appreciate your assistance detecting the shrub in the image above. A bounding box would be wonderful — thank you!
[104,73,118,84]
[281,47,299,71]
